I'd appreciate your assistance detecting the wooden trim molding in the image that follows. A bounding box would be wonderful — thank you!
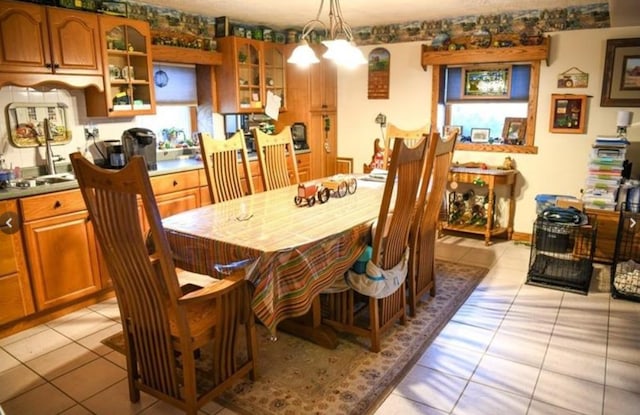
[151,45,223,65]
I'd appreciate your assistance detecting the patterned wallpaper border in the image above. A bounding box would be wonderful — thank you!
[37,1,611,47]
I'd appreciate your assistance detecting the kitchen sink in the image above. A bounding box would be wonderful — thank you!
[35,173,76,185]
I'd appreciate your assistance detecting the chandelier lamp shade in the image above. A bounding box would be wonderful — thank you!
[287,0,367,68]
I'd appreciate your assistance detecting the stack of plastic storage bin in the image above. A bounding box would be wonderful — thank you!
[583,136,628,210]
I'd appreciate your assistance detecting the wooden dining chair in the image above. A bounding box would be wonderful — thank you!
[252,126,299,191]
[70,152,257,415]
[407,130,458,317]
[382,122,430,170]
[321,136,431,352]
[198,130,254,203]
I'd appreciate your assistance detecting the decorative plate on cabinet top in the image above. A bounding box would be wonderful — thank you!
[469,28,492,48]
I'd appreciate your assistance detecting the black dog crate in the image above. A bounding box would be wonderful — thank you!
[611,206,640,301]
[527,216,597,294]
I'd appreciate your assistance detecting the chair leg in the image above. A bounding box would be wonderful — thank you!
[246,318,258,381]
[124,331,140,403]
[182,345,198,415]
[429,261,437,297]
[369,297,381,353]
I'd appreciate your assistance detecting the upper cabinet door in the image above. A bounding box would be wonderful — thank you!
[0,1,101,75]
[0,0,51,73]
[216,37,288,114]
[263,42,287,111]
[47,7,102,75]
[309,57,337,112]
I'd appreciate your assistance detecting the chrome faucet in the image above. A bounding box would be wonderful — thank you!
[43,118,63,175]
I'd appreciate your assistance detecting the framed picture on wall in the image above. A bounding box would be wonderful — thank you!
[600,37,640,107]
[470,128,490,143]
[549,94,588,134]
[502,117,527,144]
[443,125,462,138]
[462,65,511,99]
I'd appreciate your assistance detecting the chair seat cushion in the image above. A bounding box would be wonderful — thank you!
[345,247,410,299]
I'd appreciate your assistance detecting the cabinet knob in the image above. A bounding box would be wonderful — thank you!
[45,63,52,69]
[53,63,60,69]
[173,180,178,187]
[53,201,62,209]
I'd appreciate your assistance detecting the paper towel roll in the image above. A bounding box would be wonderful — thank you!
[617,110,632,127]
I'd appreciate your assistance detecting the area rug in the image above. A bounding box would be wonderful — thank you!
[102,260,487,415]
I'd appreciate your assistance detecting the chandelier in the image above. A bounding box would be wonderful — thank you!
[287,0,367,68]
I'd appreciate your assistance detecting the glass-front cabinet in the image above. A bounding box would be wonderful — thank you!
[263,42,286,110]
[85,15,155,117]
[216,37,286,113]
[237,39,262,110]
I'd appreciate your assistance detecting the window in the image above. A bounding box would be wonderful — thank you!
[444,64,530,145]
[439,63,537,153]
[422,39,549,154]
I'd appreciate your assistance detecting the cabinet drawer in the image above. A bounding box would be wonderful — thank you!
[150,171,200,195]
[20,189,86,222]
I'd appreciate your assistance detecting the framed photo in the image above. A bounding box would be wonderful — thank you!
[462,65,511,99]
[601,37,640,107]
[549,94,588,134]
[215,16,230,38]
[100,1,128,17]
[502,117,527,144]
[443,125,462,138]
[470,128,490,143]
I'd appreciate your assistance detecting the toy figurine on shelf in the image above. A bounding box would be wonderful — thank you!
[498,156,515,170]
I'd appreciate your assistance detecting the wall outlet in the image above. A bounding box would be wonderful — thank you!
[84,127,99,141]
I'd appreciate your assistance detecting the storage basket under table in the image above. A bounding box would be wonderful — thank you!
[611,206,640,301]
[526,215,597,295]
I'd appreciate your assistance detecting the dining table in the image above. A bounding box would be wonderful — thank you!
[161,175,387,348]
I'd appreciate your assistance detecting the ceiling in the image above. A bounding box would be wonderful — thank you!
[137,0,640,29]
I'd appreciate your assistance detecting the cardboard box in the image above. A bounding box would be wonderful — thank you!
[556,197,584,211]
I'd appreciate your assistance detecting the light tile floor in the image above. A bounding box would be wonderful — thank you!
[1,236,639,415]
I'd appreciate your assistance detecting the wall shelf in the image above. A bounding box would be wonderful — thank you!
[421,36,551,69]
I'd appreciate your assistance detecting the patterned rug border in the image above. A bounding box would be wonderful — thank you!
[102,259,488,415]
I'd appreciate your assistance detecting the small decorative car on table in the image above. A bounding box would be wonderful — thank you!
[294,175,358,207]
[321,175,357,198]
[294,183,329,207]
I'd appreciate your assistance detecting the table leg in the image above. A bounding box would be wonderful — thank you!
[277,297,339,349]
[485,180,495,245]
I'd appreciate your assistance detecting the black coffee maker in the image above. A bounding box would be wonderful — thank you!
[122,128,157,170]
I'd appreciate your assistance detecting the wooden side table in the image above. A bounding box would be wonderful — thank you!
[440,167,517,245]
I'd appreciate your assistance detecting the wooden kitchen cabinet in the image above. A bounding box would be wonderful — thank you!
[0,200,35,326]
[295,151,311,183]
[20,190,102,311]
[309,53,337,112]
[278,53,338,179]
[85,15,155,117]
[150,170,200,220]
[0,0,103,88]
[585,208,619,263]
[216,36,287,113]
[263,41,287,111]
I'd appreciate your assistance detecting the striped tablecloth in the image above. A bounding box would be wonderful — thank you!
[162,177,386,334]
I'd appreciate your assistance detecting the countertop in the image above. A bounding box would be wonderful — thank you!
[0,158,204,201]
